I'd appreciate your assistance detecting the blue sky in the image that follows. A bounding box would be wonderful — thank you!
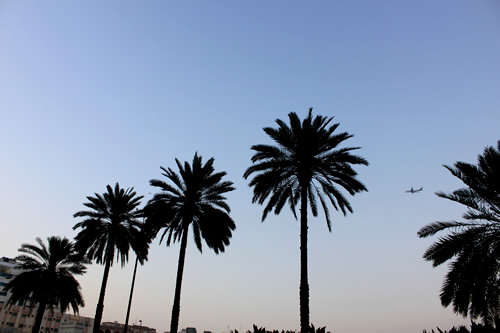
[1,1,499,333]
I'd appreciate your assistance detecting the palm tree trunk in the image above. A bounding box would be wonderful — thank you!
[32,299,47,333]
[300,186,310,333]
[93,257,112,333]
[170,227,189,333]
[124,256,139,333]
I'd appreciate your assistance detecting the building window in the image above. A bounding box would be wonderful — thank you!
[19,324,24,328]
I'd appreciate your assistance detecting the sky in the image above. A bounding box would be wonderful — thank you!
[1,1,499,333]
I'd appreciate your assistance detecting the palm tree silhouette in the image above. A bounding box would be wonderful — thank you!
[4,236,88,333]
[123,221,151,333]
[243,108,368,333]
[73,183,149,333]
[418,141,500,327]
[145,153,235,333]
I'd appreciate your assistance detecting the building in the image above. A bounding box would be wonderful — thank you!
[58,315,93,333]
[0,257,156,333]
[0,258,22,305]
[180,328,196,333]
[100,321,156,333]
[0,257,93,333]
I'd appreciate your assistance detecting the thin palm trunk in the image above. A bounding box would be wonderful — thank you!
[300,185,310,333]
[170,227,189,333]
[124,256,139,333]
[93,257,112,333]
[32,299,47,333]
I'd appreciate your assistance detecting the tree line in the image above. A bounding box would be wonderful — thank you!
[3,109,499,333]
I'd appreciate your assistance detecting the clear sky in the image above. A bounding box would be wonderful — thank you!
[1,1,499,333]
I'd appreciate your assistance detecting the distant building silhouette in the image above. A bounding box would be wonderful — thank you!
[100,321,155,333]
[180,328,196,333]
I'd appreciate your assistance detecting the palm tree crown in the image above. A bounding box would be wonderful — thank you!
[243,108,368,333]
[418,141,500,327]
[145,153,235,333]
[73,183,148,333]
[244,108,368,229]
[146,153,236,254]
[73,183,147,266]
[4,236,88,333]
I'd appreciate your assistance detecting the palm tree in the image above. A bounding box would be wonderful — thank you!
[123,256,140,333]
[144,153,235,333]
[73,183,149,333]
[418,141,500,327]
[243,108,368,333]
[123,221,151,333]
[4,236,88,333]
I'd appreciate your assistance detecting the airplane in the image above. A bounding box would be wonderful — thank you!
[406,187,423,193]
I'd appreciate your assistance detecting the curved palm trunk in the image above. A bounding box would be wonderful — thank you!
[170,228,189,333]
[93,257,112,333]
[300,186,310,333]
[124,256,139,333]
[32,299,47,333]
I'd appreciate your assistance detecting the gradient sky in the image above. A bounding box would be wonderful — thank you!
[1,1,499,333]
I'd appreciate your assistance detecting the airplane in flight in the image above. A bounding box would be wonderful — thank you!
[406,187,423,193]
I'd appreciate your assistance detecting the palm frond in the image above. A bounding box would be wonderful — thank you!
[5,237,86,315]
[244,108,368,229]
[145,153,235,253]
[73,183,147,267]
[417,221,477,238]
[419,141,500,324]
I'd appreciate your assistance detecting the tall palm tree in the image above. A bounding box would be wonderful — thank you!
[243,108,368,333]
[123,221,152,333]
[73,183,149,333]
[144,153,235,333]
[418,141,500,327]
[4,236,88,333]
[123,256,140,333]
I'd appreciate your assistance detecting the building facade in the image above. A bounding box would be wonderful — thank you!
[100,321,155,333]
[0,258,22,305]
[180,328,196,333]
